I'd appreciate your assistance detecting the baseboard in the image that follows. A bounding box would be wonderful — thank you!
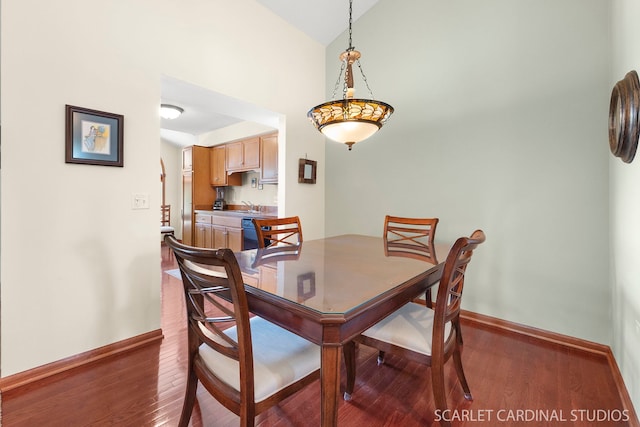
[460,309,610,355]
[0,329,163,393]
[461,310,639,426]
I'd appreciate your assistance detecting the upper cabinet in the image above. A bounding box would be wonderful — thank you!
[210,145,241,187]
[260,133,278,184]
[226,137,260,172]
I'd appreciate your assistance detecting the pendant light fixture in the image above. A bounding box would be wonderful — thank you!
[307,0,393,151]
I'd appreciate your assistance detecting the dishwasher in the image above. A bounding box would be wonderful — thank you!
[242,218,270,250]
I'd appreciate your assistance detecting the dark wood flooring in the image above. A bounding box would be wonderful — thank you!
[1,244,636,426]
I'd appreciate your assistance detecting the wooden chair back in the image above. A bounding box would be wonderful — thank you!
[252,216,303,248]
[384,215,439,262]
[161,205,175,236]
[161,205,171,227]
[433,229,485,352]
[384,215,439,305]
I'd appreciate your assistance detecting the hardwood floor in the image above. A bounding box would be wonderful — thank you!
[1,244,636,426]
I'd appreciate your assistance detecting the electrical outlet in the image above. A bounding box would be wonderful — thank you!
[132,193,149,209]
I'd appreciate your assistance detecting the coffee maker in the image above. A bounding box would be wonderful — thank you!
[213,187,226,210]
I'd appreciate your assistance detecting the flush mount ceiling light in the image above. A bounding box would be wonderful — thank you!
[307,0,393,151]
[160,104,184,120]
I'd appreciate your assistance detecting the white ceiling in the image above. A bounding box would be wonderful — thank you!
[257,0,380,46]
[160,0,380,146]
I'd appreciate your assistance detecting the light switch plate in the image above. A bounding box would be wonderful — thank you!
[132,193,149,209]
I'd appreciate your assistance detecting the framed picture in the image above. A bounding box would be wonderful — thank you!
[65,105,124,167]
[298,158,317,184]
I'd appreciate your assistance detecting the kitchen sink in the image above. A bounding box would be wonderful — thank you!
[230,210,261,214]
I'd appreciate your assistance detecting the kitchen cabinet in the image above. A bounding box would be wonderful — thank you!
[226,137,260,172]
[193,212,242,251]
[181,146,216,246]
[260,133,278,184]
[210,145,241,187]
[212,215,242,252]
[194,213,214,248]
[212,225,242,252]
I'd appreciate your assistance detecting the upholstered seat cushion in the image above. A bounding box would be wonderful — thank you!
[160,226,175,234]
[198,316,320,403]
[362,302,451,356]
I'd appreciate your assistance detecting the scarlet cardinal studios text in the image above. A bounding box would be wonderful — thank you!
[434,409,630,423]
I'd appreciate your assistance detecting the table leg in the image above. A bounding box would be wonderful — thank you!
[320,344,340,427]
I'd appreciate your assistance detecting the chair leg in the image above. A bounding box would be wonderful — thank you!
[453,345,473,400]
[431,361,451,427]
[453,314,463,345]
[377,350,385,365]
[178,364,199,427]
[343,341,357,400]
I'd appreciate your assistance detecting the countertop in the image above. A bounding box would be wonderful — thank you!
[194,209,276,219]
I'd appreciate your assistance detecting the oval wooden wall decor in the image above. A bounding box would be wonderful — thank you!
[609,70,640,163]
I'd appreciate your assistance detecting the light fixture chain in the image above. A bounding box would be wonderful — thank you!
[343,57,350,99]
[348,0,353,50]
[356,59,375,98]
[331,60,347,100]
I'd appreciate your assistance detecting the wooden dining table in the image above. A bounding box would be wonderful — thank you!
[234,234,450,427]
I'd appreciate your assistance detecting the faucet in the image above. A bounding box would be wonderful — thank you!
[242,201,260,213]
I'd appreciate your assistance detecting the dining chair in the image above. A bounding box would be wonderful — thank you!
[160,204,175,236]
[164,235,321,427]
[384,215,439,305]
[343,230,486,427]
[252,216,303,248]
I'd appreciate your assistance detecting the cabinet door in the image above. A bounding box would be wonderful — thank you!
[226,138,260,172]
[243,137,261,170]
[204,224,215,248]
[210,146,226,186]
[212,225,227,249]
[194,222,207,248]
[260,134,278,183]
[227,227,243,252]
[226,141,244,171]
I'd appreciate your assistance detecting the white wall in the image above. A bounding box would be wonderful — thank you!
[0,0,325,376]
[325,0,611,343]
[611,0,640,411]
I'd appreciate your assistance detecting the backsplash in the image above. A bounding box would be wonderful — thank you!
[223,171,278,208]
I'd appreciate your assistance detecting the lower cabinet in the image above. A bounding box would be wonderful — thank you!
[212,224,242,252]
[194,212,242,251]
[194,214,214,248]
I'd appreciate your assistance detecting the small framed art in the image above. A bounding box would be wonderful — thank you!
[65,105,124,167]
[298,158,317,184]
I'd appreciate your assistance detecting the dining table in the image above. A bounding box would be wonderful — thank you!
[234,234,450,427]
